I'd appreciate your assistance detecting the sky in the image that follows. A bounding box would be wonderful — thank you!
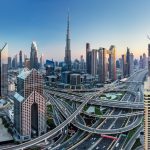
[0,0,150,61]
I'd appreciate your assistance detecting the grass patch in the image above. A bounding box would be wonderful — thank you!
[47,118,55,129]
[83,105,89,111]
[47,104,53,112]
[95,106,103,115]
[125,127,138,144]
[131,138,142,150]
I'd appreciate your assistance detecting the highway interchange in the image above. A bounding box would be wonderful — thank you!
[0,69,147,150]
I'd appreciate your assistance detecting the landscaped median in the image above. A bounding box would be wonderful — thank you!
[83,105,103,117]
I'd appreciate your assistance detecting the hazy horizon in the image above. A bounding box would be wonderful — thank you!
[1,0,150,61]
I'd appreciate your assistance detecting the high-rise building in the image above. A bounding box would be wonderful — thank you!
[12,54,18,69]
[86,43,92,74]
[40,54,44,68]
[64,12,71,71]
[98,48,104,82]
[144,44,150,149]
[8,57,12,69]
[14,69,46,142]
[91,49,98,76]
[80,55,86,73]
[139,55,143,69]
[121,54,127,77]
[0,43,8,98]
[143,53,147,69]
[126,47,130,77]
[24,58,30,69]
[19,50,23,68]
[30,41,39,70]
[109,45,116,81]
[130,53,134,75]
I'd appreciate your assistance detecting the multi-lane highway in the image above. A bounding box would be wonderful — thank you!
[1,69,146,150]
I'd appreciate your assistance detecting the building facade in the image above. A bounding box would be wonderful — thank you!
[86,43,92,74]
[0,43,8,98]
[64,13,71,71]
[144,44,150,149]
[19,50,23,68]
[14,69,46,142]
[30,41,39,70]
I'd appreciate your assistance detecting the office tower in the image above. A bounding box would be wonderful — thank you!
[0,43,8,97]
[121,54,127,77]
[86,43,92,74]
[80,55,86,73]
[126,47,130,77]
[139,55,143,69]
[144,44,150,149]
[72,59,80,72]
[12,54,18,69]
[64,12,71,71]
[116,60,120,68]
[98,48,109,83]
[109,45,116,81]
[45,60,55,76]
[19,50,23,68]
[24,54,27,63]
[70,74,81,87]
[14,69,46,142]
[143,53,147,69]
[8,57,12,69]
[91,49,98,76]
[30,41,39,70]
[40,54,44,68]
[24,58,30,69]
[130,53,134,75]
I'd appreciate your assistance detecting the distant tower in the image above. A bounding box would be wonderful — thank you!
[144,44,150,150]
[64,12,71,71]
[30,41,39,70]
[126,47,130,77]
[109,45,116,81]
[14,69,46,142]
[40,54,44,68]
[86,43,92,74]
[91,49,97,76]
[8,57,12,69]
[19,50,23,68]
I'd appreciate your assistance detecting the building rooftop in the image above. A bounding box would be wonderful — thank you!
[14,92,24,102]
[17,68,31,80]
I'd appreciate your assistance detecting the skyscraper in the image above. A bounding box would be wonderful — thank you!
[130,53,134,75]
[86,43,92,74]
[91,49,98,76]
[8,57,12,69]
[144,44,150,149]
[14,69,46,142]
[12,54,18,69]
[30,41,39,70]
[40,53,44,68]
[126,47,130,77]
[99,48,108,82]
[109,45,116,81]
[0,43,8,98]
[19,50,23,68]
[121,54,127,77]
[64,12,71,71]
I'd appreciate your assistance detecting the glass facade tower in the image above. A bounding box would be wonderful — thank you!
[0,43,8,98]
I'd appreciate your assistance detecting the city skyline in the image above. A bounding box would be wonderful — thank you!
[1,0,150,60]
